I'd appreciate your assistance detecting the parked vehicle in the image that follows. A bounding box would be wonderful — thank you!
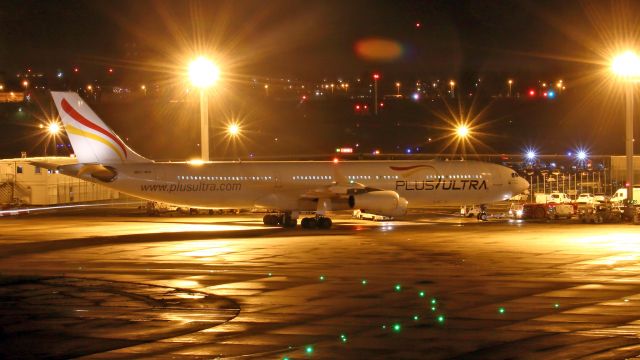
[547,192,572,204]
[593,193,607,203]
[576,193,595,204]
[508,203,524,219]
[353,209,392,221]
[460,205,481,218]
[546,203,574,219]
[522,202,573,220]
[578,203,623,224]
[610,187,640,205]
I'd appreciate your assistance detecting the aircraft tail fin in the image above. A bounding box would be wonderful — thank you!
[50,91,151,164]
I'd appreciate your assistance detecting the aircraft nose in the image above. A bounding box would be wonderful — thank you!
[520,177,530,193]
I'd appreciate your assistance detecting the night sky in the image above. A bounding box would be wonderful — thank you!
[1,1,629,79]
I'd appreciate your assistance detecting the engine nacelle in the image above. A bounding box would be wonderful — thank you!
[349,191,409,217]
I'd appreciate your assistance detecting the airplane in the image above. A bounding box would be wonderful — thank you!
[35,91,529,229]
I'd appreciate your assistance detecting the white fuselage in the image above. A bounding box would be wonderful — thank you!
[83,160,528,211]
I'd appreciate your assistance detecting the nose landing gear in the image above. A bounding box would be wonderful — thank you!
[476,204,489,221]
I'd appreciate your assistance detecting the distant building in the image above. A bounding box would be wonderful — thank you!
[0,156,120,207]
[0,91,25,103]
[610,156,640,186]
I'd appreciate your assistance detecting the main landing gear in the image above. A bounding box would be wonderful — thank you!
[263,213,297,228]
[300,216,332,229]
[262,213,332,229]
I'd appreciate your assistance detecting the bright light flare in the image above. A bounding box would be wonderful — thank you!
[189,57,220,89]
[227,123,240,136]
[576,150,588,160]
[525,150,537,161]
[611,51,640,79]
[455,124,470,138]
[47,122,61,135]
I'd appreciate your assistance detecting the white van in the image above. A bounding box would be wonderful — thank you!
[610,187,640,204]
[547,192,572,204]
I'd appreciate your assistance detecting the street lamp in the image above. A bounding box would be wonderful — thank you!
[449,80,455,98]
[508,79,513,97]
[189,56,220,161]
[373,73,380,115]
[611,50,640,215]
[395,82,401,95]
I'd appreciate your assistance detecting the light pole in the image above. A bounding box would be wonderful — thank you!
[373,73,380,115]
[508,79,513,97]
[449,80,455,98]
[189,56,219,161]
[395,82,401,95]
[611,50,640,216]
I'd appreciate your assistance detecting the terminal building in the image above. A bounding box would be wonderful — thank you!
[0,156,121,207]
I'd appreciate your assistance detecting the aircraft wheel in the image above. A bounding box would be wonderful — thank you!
[263,214,279,226]
[318,217,332,229]
[301,217,316,229]
[479,213,488,222]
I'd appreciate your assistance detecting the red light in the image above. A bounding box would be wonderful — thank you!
[108,68,114,73]
[355,105,361,110]
[379,102,384,107]
[528,90,535,96]
[27,68,31,73]
[302,95,307,100]
[364,105,368,109]
[415,22,421,28]
[73,67,79,73]
[543,92,548,97]
[373,73,380,80]
[333,157,339,164]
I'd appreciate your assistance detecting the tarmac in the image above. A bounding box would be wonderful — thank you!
[1,209,640,359]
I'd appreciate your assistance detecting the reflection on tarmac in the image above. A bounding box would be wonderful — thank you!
[1,212,640,359]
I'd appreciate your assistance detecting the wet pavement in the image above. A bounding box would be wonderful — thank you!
[1,212,640,359]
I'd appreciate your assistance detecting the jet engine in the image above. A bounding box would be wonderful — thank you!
[348,190,408,217]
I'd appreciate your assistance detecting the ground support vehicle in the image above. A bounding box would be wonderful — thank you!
[546,203,574,219]
[578,203,623,224]
[522,203,574,220]
[353,209,393,221]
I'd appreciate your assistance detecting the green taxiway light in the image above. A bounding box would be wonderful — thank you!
[362,279,367,285]
[340,334,347,342]
[395,284,402,292]
[413,315,419,321]
[431,298,437,305]
[393,323,401,332]
[498,307,505,314]
[431,306,436,311]
[382,324,387,329]
[306,345,314,354]
[283,357,289,360]
[319,275,325,281]
[437,315,445,323]
[419,291,425,297]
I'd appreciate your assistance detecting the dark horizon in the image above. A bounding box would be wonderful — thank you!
[2,1,635,79]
